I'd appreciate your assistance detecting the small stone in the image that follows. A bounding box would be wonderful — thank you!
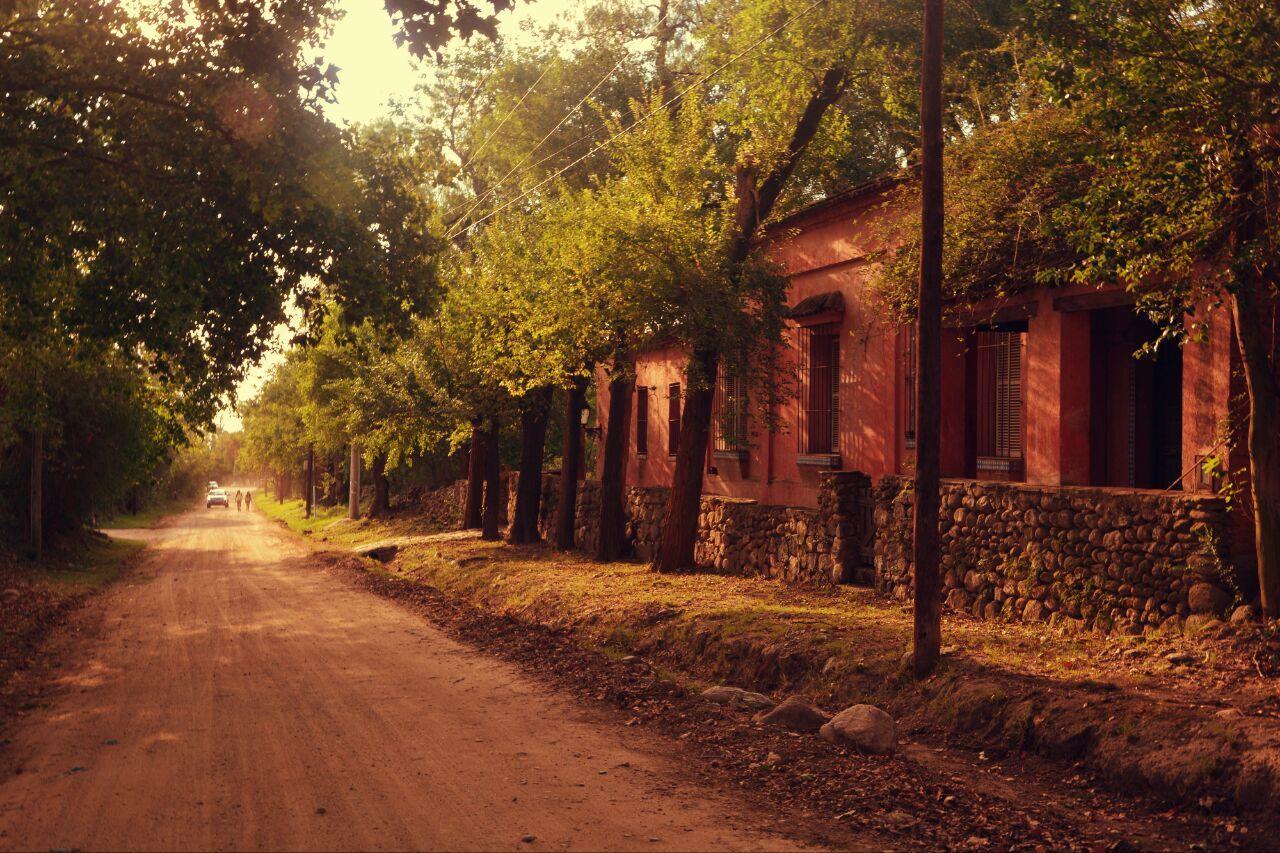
[701,685,775,712]
[315,807,327,815]
[820,704,897,754]
[1230,604,1259,624]
[754,697,830,733]
[1022,599,1045,622]
[1165,651,1197,665]
[521,834,536,843]
[1184,614,1225,635]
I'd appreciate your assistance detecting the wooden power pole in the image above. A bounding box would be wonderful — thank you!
[305,444,315,519]
[913,0,944,679]
[348,444,361,520]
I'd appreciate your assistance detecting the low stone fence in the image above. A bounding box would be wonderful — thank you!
[414,474,509,529]
[517,472,874,587]
[873,475,1237,633]
[421,468,1240,631]
[413,480,468,528]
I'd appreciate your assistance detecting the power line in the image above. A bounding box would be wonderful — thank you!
[455,59,555,176]
[444,1,683,231]
[448,0,833,241]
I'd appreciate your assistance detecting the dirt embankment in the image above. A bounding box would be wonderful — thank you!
[325,528,1280,830]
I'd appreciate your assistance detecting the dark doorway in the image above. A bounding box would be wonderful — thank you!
[1089,307,1182,489]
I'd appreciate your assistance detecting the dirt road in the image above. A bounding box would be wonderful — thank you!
[0,506,818,852]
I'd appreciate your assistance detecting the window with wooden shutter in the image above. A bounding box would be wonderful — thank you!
[635,387,649,455]
[667,383,681,457]
[713,369,748,454]
[796,324,840,457]
[975,329,1024,477]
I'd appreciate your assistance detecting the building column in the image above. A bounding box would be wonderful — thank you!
[1025,295,1092,486]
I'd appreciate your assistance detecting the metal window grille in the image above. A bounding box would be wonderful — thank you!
[635,387,649,455]
[713,370,749,452]
[667,383,681,457]
[975,330,1024,460]
[796,324,840,455]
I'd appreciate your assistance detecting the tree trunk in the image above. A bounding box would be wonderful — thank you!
[554,376,589,551]
[29,428,42,561]
[305,444,315,519]
[348,444,361,520]
[463,420,484,530]
[653,348,718,573]
[596,358,634,562]
[481,418,503,541]
[369,453,391,519]
[509,387,552,544]
[912,0,945,679]
[1228,150,1280,617]
[649,66,850,574]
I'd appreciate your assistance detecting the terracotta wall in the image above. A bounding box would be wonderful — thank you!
[596,183,1251,566]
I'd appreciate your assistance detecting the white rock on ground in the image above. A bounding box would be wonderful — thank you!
[819,704,897,754]
[700,685,776,712]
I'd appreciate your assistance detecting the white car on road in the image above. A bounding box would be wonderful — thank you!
[206,489,229,509]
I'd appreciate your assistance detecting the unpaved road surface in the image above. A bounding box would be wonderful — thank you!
[0,507,819,852]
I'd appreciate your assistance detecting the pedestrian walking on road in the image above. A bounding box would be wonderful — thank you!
[245,490,253,510]
[235,490,243,511]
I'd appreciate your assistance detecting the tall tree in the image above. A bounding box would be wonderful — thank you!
[1,0,350,546]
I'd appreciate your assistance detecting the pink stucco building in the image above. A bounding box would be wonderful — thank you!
[599,178,1259,566]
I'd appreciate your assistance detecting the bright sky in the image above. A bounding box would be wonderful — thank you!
[215,0,573,431]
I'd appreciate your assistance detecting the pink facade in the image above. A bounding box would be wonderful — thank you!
[599,180,1243,531]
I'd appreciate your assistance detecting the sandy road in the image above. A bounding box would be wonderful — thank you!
[0,504,814,852]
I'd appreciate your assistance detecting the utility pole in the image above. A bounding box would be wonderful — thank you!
[913,0,944,679]
[305,444,315,519]
[348,444,361,520]
[29,429,42,561]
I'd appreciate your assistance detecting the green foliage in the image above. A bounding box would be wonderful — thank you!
[324,119,446,332]
[874,107,1102,317]
[1,0,351,423]
[239,354,311,484]
[0,340,185,539]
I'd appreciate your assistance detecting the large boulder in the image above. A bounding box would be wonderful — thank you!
[819,704,897,754]
[1187,582,1232,615]
[356,542,399,563]
[753,697,830,733]
[701,685,775,712]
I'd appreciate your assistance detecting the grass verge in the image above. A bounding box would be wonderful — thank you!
[308,514,1280,816]
[101,496,192,529]
[255,493,350,537]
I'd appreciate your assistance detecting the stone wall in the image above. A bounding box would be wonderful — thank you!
[873,475,1237,634]
[414,480,467,529]
[515,472,875,587]
[415,473,509,530]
